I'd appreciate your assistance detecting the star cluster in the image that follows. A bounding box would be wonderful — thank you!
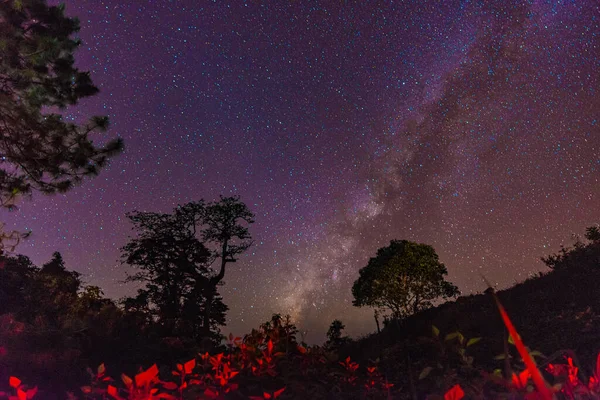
[4,0,600,342]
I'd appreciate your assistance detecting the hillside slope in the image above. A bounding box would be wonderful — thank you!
[343,243,600,395]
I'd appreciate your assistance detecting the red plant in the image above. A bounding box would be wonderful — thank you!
[489,290,553,399]
[0,376,38,400]
[248,387,285,400]
[589,352,600,392]
[444,384,464,400]
[511,369,531,390]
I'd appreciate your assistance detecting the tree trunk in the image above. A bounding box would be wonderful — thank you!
[202,239,229,339]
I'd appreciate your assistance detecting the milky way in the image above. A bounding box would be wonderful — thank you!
[4,1,599,342]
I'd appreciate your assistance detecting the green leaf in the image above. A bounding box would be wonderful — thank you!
[529,350,545,358]
[432,325,440,337]
[494,354,507,360]
[508,333,521,345]
[444,332,459,341]
[466,337,481,347]
[493,369,503,377]
[418,366,433,380]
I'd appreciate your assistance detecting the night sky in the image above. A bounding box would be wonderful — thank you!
[4,0,600,342]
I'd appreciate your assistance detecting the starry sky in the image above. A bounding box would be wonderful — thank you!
[4,0,600,342]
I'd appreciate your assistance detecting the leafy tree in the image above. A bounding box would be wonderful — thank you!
[0,0,122,205]
[31,251,81,328]
[0,254,37,316]
[325,319,350,350]
[260,313,299,353]
[121,204,227,344]
[352,240,459,320]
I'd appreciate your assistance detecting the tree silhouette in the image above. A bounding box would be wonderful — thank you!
[325,319,350,350]
[352,240,459,320]
[122,204,227,343]
[542,225,600,270]
[0,0,122,206]
[193,196,254,337]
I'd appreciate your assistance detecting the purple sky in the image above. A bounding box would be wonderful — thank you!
[5,0,600,342]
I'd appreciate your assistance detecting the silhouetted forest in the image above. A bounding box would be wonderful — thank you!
[1,225,599,399]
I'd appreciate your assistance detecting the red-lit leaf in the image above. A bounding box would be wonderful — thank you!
[492,293,552,399]
[121,374,132,387]
[162,381,178,390]
[9,377,21,389]
[107,385,119,399]
[204,388,219,398]
[512,369,531,389]
[273,387,286,398]
[26,387,37,399]
[81,386,92,394]
[267,339,273,354]
[16,388,26,400]
[135,364,159,387]
[444,384,464,400]
[184,359,196,374]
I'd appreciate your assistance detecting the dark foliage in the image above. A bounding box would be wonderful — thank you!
[0,0,122,205]
[352,240,459,320]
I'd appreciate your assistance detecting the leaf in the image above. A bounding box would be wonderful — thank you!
[135,364,159,387]
[107,385,119,399]
[444,384,464,400]
[492,293,552,399]
[204,388,219,398]
[184,359,195,374]
[444,332,459,342]
[161,381,178,390]
[267,339,273,354]
[97,363,106,376]
[17,388,26,400]
[81,386,92,394]
[508,333,521,345]
[466,337,481,347]
[13,0,23,12]
[432,325,440,337]
[25,387,37,399]
[529,350,545,358]
[273,387,286,398]
[121,374,132,387]
[9,377,21,389]
[419,366,433,380]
